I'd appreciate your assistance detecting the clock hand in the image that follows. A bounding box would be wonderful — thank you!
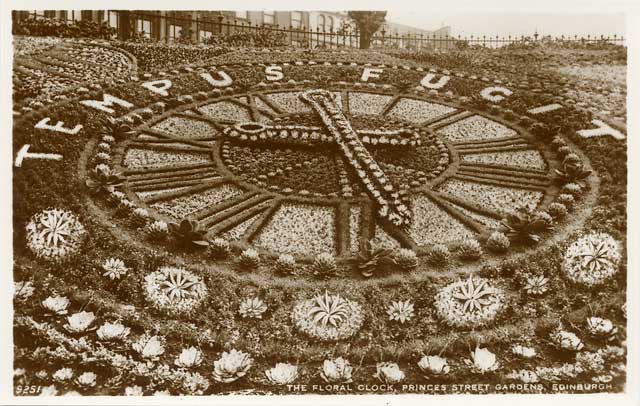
[299,89,411,227]
[223,122,422,147]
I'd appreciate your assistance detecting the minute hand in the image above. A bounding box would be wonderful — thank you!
[299,89,411,227]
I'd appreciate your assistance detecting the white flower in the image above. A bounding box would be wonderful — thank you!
[238,297,268,319]
[175,346,203,368]
[512,345,537,359]
[14,368,25,377]
[524,275,549,295]
[387,300,415,324]
[467,346,499,373]
[35,370,48,380]
[96,321,130,341]
[75,371,97,387]
[53,367,73,382]
[212,349,253,383]
[124,385,144,396]
[550,329,584,351]
[374,362,405,384]
[132,334,165,360]
[102,258,128,280]
[42,295,70,315]
[320,357,353,383]
[39,385,58,396]
[587,317,617,338]
[265,362,298,385]
[64,311,96,333]
[418,355,450,375]
[14,281,35,300]
[153,390,171,396]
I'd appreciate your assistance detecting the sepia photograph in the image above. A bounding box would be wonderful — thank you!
[1,0,637,404]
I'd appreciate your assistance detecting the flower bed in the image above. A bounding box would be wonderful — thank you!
[438,115,518,142]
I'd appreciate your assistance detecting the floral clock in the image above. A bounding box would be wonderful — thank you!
[90,65,589,262]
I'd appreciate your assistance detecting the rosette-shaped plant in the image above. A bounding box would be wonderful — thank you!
[554,161,591,188]
[169,219,209,249]
[524,275,549,295]
[465,346,500,373]
[96,321,130,341]
[417,355,450,376]
[101,258,128,280]
[358,240,395,278]
[374,362,405,384]
[26,208,86,263]
[394,248,418,271]
[274,253,296,275]
[311,252,338,279]
[265,363,298,385]
[146,220,169,241]
[174,346,204,368]
[292,291,364,341]
[132,334,166,361]
[549,328,584,351]
[434,275,505,328]
[42,295,70,315]
[512,344,537,359]
[563,233,621,286]
[320,357,353,383]
[211,349,253,383]
[238,248,260,270]
[144,266,208,315]
[85,164,124,195]
[209,238,231,259]
[586,317,617,339]
[238,297,268,319]
[99,115,135,141]
[64,311,96,333]
[387,300,414,324]
[501,207,554,245]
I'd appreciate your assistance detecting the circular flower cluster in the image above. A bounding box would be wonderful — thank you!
[143,266,208,315]
[292,292,364,342]
[434,275,505,328]
[26,208,86,262]
[563,233,621,286]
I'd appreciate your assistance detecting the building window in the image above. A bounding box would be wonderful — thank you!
[291,11,302,29]
[108,11,118,29]
[327,16,334,32]
[168,24,182,41]
[235,11,248,19]
[263,11,275,25]
[200,30,213,41]
[81,10,93,21]
[59,10,68,21]
[44,11,56,19]
[318,15,325,31]
[136,19,152,38]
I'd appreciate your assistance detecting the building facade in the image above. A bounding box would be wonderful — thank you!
[13,10,451,48]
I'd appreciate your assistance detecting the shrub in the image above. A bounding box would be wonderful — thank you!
[458,238,483,261]
[238,248,260,270]
[547,202,569,220]
[274,254,296,275]
[311,252,338,279]
[209,238,231,259]
[394,248,418,271]
[427,244,451,266]
[485,231,510,254]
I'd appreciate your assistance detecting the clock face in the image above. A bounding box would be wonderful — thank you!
[107,78,560,260]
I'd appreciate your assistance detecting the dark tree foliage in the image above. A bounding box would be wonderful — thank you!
[347,11,387,49]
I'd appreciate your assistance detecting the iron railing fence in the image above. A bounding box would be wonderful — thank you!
[16,10,627,50]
